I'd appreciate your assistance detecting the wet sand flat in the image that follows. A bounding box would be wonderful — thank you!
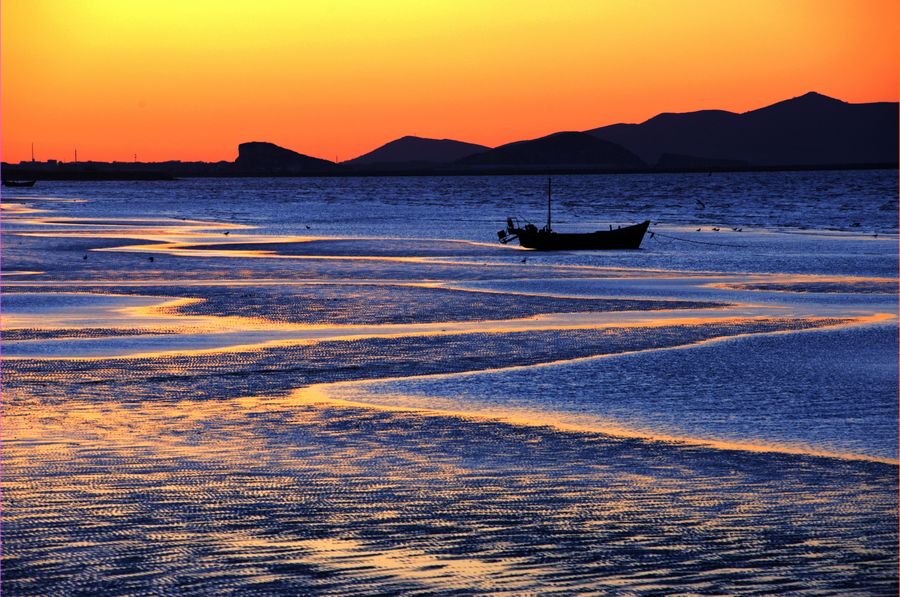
[3,395,896,595]
[2,174,897,594]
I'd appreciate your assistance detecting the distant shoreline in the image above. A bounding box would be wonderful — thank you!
[2,162,896,182]
[5,92,896,182]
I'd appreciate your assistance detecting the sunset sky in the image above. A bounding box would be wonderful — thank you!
[2,0,898,163]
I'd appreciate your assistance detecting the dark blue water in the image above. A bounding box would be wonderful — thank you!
[2,170,897,594]
[3,170,897,459]
[341,324,898,460]
[5,170,896,275]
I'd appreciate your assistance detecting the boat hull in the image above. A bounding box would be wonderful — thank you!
[3,180,36,188]
[515,220,650,250]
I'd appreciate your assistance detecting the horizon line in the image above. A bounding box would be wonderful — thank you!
[5,90,898,165]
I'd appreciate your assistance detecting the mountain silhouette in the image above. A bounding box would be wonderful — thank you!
[587,92,898,167]
[347,135,489,166]
[456,131,644,168]
[5,92,896,179]
[234,141,334,174]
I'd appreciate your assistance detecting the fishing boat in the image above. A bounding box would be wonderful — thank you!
[497,178,650,250]
[2,179,37,188]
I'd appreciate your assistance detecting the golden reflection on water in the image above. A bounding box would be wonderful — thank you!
[292,537,545,590]
[2,294,285,337]
[16,215,247,233]
[3,210,898,593]
[1,203,45,215]
[3,287,871,361]
[3,388,897,594]
[291,384,899,465]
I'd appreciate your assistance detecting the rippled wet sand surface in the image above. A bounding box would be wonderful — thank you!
[4,395,897,595]
[2,174,898,594]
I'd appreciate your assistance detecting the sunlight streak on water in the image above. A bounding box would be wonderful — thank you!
[2,173,897,593]
[3,391,896,594]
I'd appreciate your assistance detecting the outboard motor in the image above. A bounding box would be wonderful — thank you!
[498,218,519,244]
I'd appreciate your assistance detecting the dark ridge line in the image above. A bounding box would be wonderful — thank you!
[2,162,897,181]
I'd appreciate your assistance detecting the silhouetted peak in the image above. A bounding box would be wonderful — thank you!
[505,131,600,145]
[797,91,842,102]
[544,131,586,140]
[347,136,489,165]
[395,135,466,143]
[238,141,305,159]
[391,135,447,144]
[241,141,280,147]
[747,91,847,115]
[240,141,284,148]
[586,91,897,167]
[235,141,334,172]
[642,109,737,126]
[787,91,845,106]
[457,130,644,167]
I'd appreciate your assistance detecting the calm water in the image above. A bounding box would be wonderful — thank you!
[2,170,898,594]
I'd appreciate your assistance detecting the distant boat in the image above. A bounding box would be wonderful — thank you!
[3,179,37,188]
[498,178,650,250]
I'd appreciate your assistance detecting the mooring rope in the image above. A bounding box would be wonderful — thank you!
[649,230,747,248]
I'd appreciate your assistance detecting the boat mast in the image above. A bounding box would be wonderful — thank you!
[547,177,552,231]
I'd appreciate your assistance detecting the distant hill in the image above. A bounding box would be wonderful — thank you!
[587,92,899,167]
[5,93,896,179]
[234,141,334,174]
[347,135,489,166]
[456,131,644,168]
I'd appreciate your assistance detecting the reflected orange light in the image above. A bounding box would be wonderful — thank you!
[289,385,899,465]
[2,0,897,162]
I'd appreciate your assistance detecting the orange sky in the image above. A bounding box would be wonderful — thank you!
[2,0,898,163]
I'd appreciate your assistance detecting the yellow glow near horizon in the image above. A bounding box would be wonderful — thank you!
[2,0,898,162]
